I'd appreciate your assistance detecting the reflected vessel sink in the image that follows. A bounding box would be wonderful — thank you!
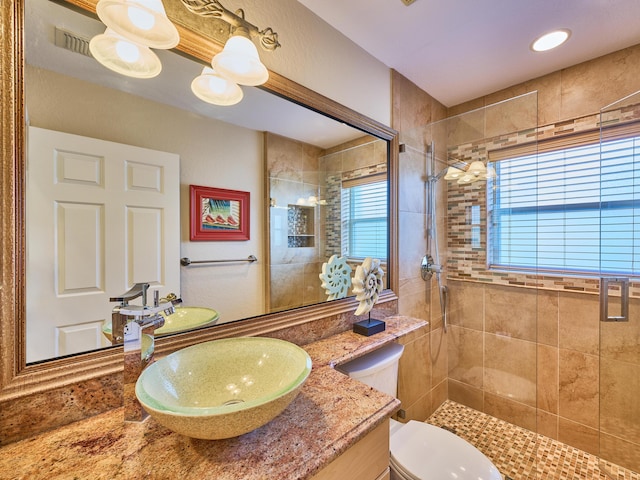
[135,337,312,439]
[156,306,219,336]
[102,306,219,340]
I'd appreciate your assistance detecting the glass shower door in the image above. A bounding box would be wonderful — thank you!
[598,91,640,475]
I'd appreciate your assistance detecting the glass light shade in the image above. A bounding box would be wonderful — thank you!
[468,160,487,176]
[457,174,476,185]
[90,29,161,78]
[96,0,179,49]
[444,166,464,180]
[191,67,243,106]
[212,32,269,86]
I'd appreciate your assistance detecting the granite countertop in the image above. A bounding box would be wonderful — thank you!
[0,315,426,480]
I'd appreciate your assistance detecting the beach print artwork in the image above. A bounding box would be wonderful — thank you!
[202,197,240,231]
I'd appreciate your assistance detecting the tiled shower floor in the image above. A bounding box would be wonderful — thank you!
[426,400,640,480]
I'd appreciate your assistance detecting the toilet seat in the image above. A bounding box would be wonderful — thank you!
[389,420,502,480]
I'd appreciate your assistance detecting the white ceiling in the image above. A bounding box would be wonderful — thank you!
[297,0,640,107]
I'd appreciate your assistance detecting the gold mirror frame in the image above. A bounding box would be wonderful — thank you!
[0,0,398,401]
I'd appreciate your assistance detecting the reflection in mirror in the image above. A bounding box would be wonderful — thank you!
[24,0,390,363]
[266,133,388,312]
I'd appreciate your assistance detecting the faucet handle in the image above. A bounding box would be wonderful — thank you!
[110,283,150,305]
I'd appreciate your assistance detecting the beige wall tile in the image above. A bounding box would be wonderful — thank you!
[558,292,599,355]
[430,379,448,415]
[537,290,558,347]
[600,432,640,474]
[600,297,640,365]
[558,349,599,428]
[448,325,483,388]
[399,391,432,424]
[428,281,444,331]
[303,262,325,305]
[269,263,305,310]
[398,331,431,407]
[448,378,484,412]
[398,211,427,283]
[483,391,537,431]
[485,284,536,341]
[430,326,447,387]
[484,334,536,407]
[559,45,640,122]
[398,285,429,320]
[558,417,599,456]
[398,277,429,320]
[397,324,429,346]
[266,132,303,182]
[447,280,484,331]
[446,108,486,147]
[536,410,558,440]
[484,91,538,139]
[399,148,427,214]
[537,344,558,415]
[342,141,375,172]
[391,70,443,136]
[600,357,640,441]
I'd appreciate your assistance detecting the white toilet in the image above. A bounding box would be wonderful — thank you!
[337,343,502,480]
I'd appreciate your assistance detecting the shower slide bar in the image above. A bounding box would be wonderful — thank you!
[180,255,258,266]
[599,277,629,322]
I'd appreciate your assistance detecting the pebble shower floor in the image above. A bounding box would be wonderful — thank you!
[426,400,640,480]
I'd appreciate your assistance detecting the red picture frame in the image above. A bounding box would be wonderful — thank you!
[189,185,250,241]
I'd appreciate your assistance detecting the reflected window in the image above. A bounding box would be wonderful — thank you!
[341,179,388,260]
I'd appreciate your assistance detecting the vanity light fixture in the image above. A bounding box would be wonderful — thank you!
[96,0,179,49]
[443,166,464,181]
[212,26,268,86]
[443,160,495,185]
[531,29,571,52]
[191,66,244,105]
[91,0,178,78]
[89,28,162,78]
[181,0,280,87]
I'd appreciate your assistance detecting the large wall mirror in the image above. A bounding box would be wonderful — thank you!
[0,0,398,399]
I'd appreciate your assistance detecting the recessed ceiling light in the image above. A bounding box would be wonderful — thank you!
[531,29,571,52]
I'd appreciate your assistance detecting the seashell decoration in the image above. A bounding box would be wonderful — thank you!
[319,255,352,300]
[352,257,385,316]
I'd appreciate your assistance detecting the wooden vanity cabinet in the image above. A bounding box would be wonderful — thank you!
[311,419,390,480]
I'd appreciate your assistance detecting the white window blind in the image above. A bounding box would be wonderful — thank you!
[489,134,640,276]
[341,179,388,260]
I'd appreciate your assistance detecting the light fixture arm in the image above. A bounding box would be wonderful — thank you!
[180,0,280,51]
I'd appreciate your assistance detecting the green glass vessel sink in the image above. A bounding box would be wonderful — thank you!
[135,337,312,440]
[102,307,219,341]
[156,306,219,336]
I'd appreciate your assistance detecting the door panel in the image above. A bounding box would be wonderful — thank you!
[27,127,180,363]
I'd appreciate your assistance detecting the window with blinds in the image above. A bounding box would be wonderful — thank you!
[341,176,388,260]
[488,132,639,276]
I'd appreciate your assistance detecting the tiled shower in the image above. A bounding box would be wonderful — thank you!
[412,89,640,476]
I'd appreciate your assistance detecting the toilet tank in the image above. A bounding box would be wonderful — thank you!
[336,342,404,397]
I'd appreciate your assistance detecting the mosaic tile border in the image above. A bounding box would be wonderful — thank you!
[445,107,640,299]
[427,400,640,480]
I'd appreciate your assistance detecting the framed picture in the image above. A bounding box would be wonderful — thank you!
[189,185,250,241]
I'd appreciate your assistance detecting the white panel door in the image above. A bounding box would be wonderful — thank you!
[26,127,180,363]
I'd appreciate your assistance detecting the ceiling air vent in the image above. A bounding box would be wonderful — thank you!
[54,27,93,58]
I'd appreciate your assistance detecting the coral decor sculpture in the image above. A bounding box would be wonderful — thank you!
[352,257,385,316]
[319,255,352,300]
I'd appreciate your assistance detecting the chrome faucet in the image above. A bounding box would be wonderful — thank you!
[110,282,175,422]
